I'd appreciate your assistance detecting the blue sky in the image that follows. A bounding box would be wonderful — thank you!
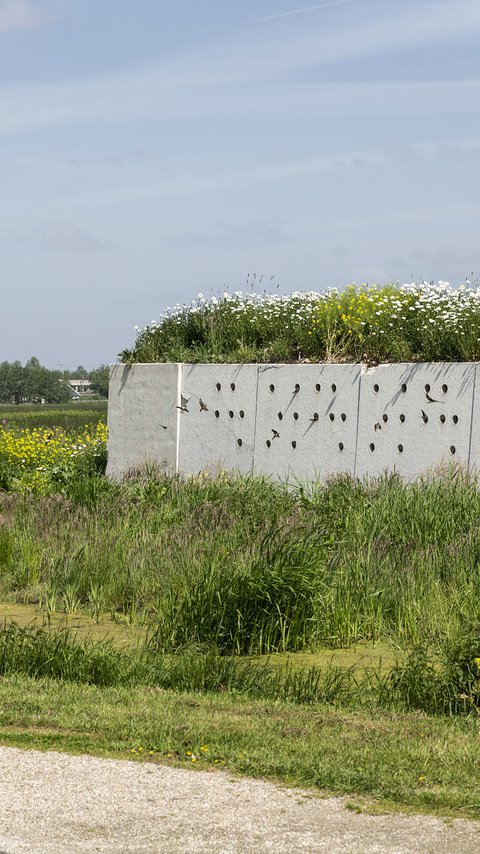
[1,0,480,368]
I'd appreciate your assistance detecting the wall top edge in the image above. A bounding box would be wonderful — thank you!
[111,361,480,369]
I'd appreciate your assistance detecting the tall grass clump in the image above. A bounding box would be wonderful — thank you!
[152,527,334,654]
[120,280,480,365]
[1,469,480,659]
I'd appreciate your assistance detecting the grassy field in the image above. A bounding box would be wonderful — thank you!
[0,400,107,430]
[0,405,480,816]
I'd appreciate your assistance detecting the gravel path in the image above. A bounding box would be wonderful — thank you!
[0,746,479,854]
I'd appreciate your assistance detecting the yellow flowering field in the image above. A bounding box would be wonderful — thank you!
[0,422,107,493]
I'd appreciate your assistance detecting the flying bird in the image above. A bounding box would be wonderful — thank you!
[374,422,382,432]
[271,429,280,440]
[177,393,191,412]
[425,391,439,403]
[199,399,208,412]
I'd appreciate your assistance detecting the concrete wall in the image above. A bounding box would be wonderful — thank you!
[107,362,480,481]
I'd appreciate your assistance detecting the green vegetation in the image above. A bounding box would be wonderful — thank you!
[1,469,479,708]
[0,401,107,430]
[120,282,480,364]
[0,358,109,405]
[1,406,479,816]
[1,673,479,818]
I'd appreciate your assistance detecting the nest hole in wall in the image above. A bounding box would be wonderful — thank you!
[230,382,236,391]
[216,382,221,391]
[338,442,344,451]
[373,384,379,393]
[450,445,456,454]
[398,444,404,453]
[331,383,337,392]
[293,412,299,420]
[269,384,275,393]
[291,440,297,449]
[329,413,335,421]
[277,412,283,420]
[239,410,245,418]
[214,410,220,418]
[399,414,406,423]
[442,384,448,393]
[452,415,458,424]
[369,443,375,452]
[382,413,388,423]
[228,410,234,419]
[401,383,407,393]
[237,438,242,447]
[315,383,321,392]
[440,414,446,424]
[341,413,347,421]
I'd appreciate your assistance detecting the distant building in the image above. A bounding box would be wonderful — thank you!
[68,378,92,395]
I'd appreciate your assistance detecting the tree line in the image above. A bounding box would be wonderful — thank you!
[0,358,110,404]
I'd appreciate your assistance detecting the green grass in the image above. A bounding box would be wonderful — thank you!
[0,401,107,430]
[1,465,480,816]
[2,469,480,657]
[1,673,479,819]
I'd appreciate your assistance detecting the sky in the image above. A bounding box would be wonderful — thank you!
[1,0,480,369]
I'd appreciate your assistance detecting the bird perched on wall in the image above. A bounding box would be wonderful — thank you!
[374,422,382,432]
[421,409,428,423]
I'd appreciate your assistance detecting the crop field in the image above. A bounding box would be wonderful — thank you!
[0,400,107,430]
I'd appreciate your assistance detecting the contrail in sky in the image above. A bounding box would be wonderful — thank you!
[256,0,355,23]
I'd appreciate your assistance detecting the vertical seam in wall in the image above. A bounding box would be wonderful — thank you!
[467,363,476,470]
[251,366,261,474]
[176,363,182,473]
[353,367,362,477]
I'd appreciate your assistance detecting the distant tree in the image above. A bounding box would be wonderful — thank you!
[0,360,71,403]
[88,365,110,399]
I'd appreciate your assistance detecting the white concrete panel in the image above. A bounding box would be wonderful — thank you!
[177,364,258,475]
[253,364,361,483]
[107,364,180,479]
[467,364,480,473]
[355,363,475,479]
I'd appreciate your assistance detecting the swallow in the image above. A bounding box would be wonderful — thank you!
[160,425,167,430]
[199,398,208,412]
[271,429,280,440]
[374,422,382,432]
[176,405,189,413]
[425,391,439,403]
[421,409,428,423]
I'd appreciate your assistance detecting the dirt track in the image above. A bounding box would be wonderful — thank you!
[0,746,479,854]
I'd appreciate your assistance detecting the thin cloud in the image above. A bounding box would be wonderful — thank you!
[256,0,355,23]
[65,138,480,207]
[0,0,45,33]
